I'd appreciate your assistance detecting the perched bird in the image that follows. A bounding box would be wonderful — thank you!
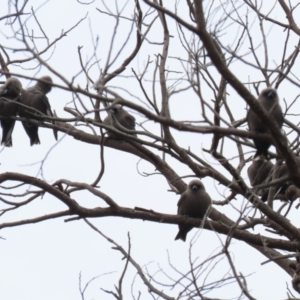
[19,76,57,146]
[248,155,274,187]
[261,163,288,201]
[247,154,274,200]
[263,157,300,202]
[247,87,283,158]
[103,105,136,138]
[175,179,211,242]
[0,77,22,146]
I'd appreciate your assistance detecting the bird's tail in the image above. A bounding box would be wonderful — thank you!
[174,231,186,242]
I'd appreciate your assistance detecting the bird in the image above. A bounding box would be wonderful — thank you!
[103,105,136,138]
[261,163,288,201]
[247,87,283,158]
[262,157,300,202]
[247,154,274,200]
[175,179,211,242]
[0,77,22,146]
[248,154,274,187]
[19,76,57,146]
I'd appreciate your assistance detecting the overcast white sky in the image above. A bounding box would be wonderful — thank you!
[0,1,299,299]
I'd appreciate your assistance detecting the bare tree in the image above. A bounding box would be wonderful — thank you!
[1,0,300,299]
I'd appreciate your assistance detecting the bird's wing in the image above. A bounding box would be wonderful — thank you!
[124,115,135,130]
[40,94,57,140]
[177,193,186,208]
[28,91,52,117]
[42,96,53,117]
[51,110,58,141]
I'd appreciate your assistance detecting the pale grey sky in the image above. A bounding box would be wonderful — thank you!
[0,1,299,299]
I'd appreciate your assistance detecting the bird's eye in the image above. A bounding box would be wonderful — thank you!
[111,108,118,114]
[191,184,199,191]
[0,87,8,96]
[266,91,275,99]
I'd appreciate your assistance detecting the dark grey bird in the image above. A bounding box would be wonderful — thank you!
[103,105,136,138]
[247,87,283,158]
[248,155,274,187]
[19,76,57,146]
[0,77,22,146]
[261,163,287,201]
[175,179,211,242]
[247,154,274,200]
[262,157,300,202]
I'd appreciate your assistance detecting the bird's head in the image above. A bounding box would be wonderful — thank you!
[262,88,277,100]
[189,180,205,192]
[110,105,122,115]
[2,77,22,96]
[37,76,53,94]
